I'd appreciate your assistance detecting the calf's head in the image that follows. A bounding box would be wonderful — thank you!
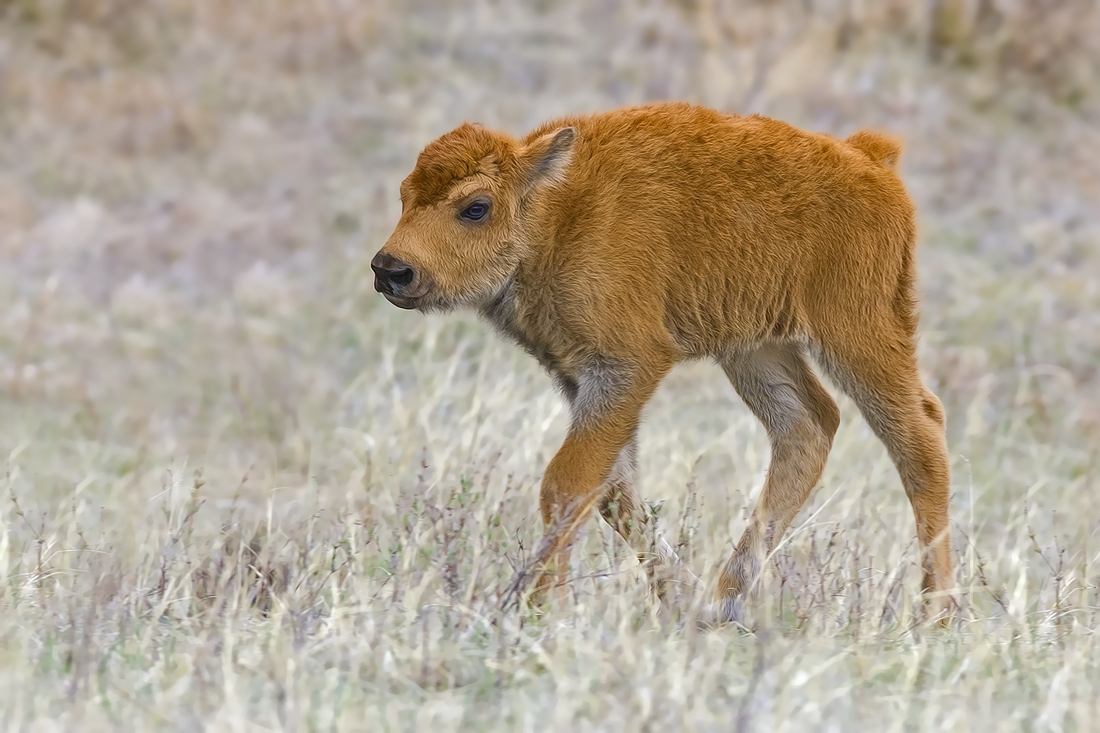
[372,122,575,311]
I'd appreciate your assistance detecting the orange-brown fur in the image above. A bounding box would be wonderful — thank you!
[372,102,954,625]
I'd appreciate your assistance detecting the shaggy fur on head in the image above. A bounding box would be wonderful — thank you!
[402,123,517,208]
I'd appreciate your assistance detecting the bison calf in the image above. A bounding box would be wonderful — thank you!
[372,102,954,624]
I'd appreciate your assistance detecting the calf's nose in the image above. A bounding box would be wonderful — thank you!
[371,252,416,293]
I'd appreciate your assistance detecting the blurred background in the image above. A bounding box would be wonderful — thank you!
[3,0,1100,602]
[1,0,1098,460]
[1,1,1100,726]
[4,0,1100,626]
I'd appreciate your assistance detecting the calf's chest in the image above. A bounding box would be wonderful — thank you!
[478,280,580,400]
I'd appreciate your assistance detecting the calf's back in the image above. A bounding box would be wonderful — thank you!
[517,102,916,358]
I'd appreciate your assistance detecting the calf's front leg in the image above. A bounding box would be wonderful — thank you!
[598,436,702,609]
[508,355,671,608]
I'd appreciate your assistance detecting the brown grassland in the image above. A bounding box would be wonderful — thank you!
[1,1,1100,730]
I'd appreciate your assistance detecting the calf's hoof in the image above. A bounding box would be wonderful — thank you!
[694,596,752,632]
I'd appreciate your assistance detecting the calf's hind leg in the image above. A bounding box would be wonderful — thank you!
[818,327,955,621]
[714,344,840,625]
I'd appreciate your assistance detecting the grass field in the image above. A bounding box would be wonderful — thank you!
[2,1,1100,730]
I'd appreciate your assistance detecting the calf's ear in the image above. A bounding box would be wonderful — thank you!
[517,127,576,194]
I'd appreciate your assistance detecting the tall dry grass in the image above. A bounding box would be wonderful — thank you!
[1,1,1099,730]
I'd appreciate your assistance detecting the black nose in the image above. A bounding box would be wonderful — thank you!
[371,253,416,294]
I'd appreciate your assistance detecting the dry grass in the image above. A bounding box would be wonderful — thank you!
[1,1,1099,730]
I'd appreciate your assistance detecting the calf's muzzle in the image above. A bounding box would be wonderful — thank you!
[371,252,416,295]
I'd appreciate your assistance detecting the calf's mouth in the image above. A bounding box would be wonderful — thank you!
[382,291,424,310]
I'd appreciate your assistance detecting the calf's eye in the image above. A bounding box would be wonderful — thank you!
[460,201,490,222]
